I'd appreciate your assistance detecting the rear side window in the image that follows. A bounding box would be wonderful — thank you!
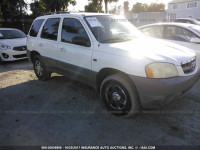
[41,18,60,41]
[142,26,164,39]
[29,19,44,37]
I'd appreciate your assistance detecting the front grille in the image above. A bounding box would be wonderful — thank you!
[13,54,27,58]
[13,46,27,51]
[181,58,196,74]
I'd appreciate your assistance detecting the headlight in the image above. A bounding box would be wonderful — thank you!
[0,44,11,50]
[146,63,179,78]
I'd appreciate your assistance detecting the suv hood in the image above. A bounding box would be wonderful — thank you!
[99,37,196,65]
[0,38,27,48]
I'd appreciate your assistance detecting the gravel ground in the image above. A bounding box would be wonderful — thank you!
[0,60,200,146]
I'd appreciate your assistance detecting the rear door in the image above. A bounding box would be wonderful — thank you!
[57,17,93,82]
[38,18,61,69]
[27,19,45,54]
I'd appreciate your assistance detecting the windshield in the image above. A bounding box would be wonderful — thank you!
[85,15,143,43]
[190,26,200,35]
[0,29,26,39]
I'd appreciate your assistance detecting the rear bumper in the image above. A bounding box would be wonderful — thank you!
[129,67,200,108]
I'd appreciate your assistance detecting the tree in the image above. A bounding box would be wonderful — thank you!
[85,0,103,13]
[0,0,27,24]
[131,2,166,13]
[109,5,121,15]
[148,3,165,12]
[124,1,129,14]
[104,0,118,13]
[131,2,148,13]
[30,0,46,17]
[41,0,76,12]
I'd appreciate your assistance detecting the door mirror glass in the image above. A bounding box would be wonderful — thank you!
[190,37,200,44]
[72,36,90,47]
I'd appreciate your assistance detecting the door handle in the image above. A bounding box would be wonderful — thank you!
[60,47,67,52]
[39,43,43,47]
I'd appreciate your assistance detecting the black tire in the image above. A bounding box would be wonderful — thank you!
[0,57,3,65]
[33,55,51,81]
[100,74,141,117]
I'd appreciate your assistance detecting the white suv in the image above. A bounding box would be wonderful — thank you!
[27,13,200,117]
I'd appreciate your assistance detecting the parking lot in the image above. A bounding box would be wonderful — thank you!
[0,60,200,146]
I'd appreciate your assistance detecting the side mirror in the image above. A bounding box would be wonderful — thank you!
[190,37,200,44]
[72,36,90,47]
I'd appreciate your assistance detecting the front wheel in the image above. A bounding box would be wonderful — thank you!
[100,74,141,117]
[33,55,51,81]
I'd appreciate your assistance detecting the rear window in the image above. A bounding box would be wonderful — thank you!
[29,19,44,37]
[41,18,60,41]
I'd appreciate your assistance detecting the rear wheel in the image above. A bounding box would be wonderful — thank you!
[100,74,141,117]
[33,55,51,81]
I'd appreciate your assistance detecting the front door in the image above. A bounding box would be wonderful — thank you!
[57,17,93,82]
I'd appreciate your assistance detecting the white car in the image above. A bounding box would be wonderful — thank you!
[27,13,200,117]
[0,28,27,63]
[175,18,200,26]
[139,23,200,63]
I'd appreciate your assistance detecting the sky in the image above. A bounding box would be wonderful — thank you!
[26,0,172,14]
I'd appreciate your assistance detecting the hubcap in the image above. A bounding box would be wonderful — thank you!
[35,60,43,76]
[112,92,121,101]
[105,84,127,110]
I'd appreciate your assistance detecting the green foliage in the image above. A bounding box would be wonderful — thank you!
[124,1,129,14]
[85,0,118,13]
[109,5,121,15]
[30,0,46,17]
[104,0,118,13]
[41,0,76,12]
[85,0,104,13]
[132,2,166,13]
[30,0,77,17]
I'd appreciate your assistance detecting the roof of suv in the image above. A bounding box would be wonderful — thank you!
[37,12,111,19]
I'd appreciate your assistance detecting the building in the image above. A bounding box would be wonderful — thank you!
[168,0,200,19]
[126,12,176,27]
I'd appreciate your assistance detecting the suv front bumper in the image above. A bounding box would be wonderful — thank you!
[129,68,200,108]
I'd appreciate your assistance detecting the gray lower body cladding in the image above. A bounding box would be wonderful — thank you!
[129,70,200,108]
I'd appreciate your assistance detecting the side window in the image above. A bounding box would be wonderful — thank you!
[166,26,197,42]
[41,18,60,41]
[142,26,163,39]
[29,19,44,37]
[61,18,91,47]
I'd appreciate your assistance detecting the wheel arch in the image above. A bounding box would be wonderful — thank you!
[96,68,137,93]
[30,51,41,63]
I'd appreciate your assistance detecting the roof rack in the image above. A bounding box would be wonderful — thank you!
[55,11,70,14]
[43,11,70,16]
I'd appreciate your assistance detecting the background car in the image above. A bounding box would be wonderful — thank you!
[139,23,200,63]
[175,18,200,26]
[0,28,27,63]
